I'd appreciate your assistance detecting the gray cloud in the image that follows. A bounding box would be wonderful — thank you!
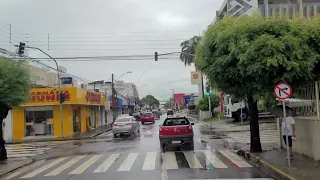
[0,0,222,99]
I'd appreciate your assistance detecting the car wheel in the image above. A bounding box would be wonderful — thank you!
[113,133,117,138]
[190,143,194,150]
[142,122,144,125]
[161,144,165,152]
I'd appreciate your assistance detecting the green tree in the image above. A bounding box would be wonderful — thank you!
[197,95,220,112]
[180,36,201,66]
[0,57,31,160]
[163,101,170,109]
[195,15,320,152]
[141,95,160,109]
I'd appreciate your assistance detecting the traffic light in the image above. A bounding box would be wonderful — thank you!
[60,92,65,103]
[155,52,158,61]
[206,86,210,96]
[18,42,25,55]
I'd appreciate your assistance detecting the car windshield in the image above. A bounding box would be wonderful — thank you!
[163,118,190,126]
[115,118,131,122]
[142,113,152,116]
[132,113,139,116]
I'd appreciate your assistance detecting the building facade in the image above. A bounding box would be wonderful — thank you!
[11,87,106,140]
[213,0,319,24]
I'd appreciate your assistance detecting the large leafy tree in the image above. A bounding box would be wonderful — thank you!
[141,95,160,109]
[197,94,220,112]
[0,57,31,160]
[180,36,201,66]
[196,15,320,152]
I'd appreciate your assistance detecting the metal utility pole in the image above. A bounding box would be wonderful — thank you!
[24,46,64,137]
[112,73,116,122]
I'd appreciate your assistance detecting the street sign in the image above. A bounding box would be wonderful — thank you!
[274,82,292,167]
[274,82,292,100]
[190,71,202,84]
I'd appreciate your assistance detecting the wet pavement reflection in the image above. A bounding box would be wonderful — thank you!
[2,113,276,180]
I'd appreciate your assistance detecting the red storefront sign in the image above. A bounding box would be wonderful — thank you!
[30,90,70,102]
[86,92,101,104]
[174,93,185,104]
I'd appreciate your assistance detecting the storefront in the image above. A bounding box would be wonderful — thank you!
[12,87,106,140]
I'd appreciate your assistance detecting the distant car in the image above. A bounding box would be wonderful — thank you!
[132,112,140,121]
[159,116,194,151]
[140,112,155,124]
[112,116,140,137]
[152,111,160,120]
[167,109,174,115]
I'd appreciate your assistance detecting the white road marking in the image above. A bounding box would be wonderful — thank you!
[164,152,178,169]
[142,152,157,170]
[183,151,203,168]
[93,154,120,173]
[202,150,227,168]
[21,158,67,178]
[117,153,139,171]
[45,156,85,176]
[219,150,252,167]
[5,160,44,179]
[161,153,168,180]
[69,155,103,174]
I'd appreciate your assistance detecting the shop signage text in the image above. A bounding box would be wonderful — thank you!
[86,92,101,104]
[31,90,70,103]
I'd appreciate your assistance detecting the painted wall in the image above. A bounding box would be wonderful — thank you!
[12,107,25,140]
[3,110,12,141]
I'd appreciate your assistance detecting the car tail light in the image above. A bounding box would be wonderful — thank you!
[159,127,163,132]
[188,126,192,130]
[125,122,133,125]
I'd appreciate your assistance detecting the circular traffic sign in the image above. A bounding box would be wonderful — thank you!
[274,82,292,100]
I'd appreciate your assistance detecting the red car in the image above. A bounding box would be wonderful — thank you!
[159,116,194,151]
[140,112,155,124]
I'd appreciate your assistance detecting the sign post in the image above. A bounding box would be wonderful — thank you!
[274,82,292,167]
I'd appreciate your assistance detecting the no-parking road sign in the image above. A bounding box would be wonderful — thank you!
[274,82,292,100]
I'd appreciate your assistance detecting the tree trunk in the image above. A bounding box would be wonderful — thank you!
[247,94,262,152]
[0,102,10,161]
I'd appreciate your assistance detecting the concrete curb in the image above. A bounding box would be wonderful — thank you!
[5,127,112,144]
[234,148,297,180]
[0,159,34,178]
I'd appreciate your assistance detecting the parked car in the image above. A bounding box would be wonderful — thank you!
[112,116,140,137]
[167,109,174,115]
[132,112,141,121]
[152,110,160,120]
[140,112,155,124]
[159,116,194,151]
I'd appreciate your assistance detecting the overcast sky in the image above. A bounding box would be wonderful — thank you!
[0,0,222,100]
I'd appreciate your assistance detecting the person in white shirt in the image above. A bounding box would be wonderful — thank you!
[281,112,296,159]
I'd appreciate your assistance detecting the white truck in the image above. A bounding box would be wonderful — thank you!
[222,94,314,121]
[222,94,275,121]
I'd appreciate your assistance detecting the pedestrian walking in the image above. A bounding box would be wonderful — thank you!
[281,112,296,159]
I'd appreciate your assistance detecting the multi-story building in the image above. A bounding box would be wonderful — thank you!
[81,80,139,123]
[213,0,318,24]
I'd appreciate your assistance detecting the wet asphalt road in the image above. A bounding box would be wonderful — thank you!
[2,114,275,180]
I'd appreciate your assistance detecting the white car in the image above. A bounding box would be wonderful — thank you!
[112,116,140,137]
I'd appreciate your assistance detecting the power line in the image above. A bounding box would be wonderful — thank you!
[135,62,153,84]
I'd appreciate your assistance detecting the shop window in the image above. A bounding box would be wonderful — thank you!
[25,110,53,136]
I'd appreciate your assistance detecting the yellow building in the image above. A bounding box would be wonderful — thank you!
[12,87,106,140]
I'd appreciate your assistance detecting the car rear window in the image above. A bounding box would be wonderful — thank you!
[115,118,131,122]
[163,118,190,126]
[142,113,152,116]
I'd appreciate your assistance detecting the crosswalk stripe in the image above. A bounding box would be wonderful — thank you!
[69,155,103,174]
[21,158,67,178]
[5,147,51,150]
[5,160,45,180]
[117,153,139,171]
[164,152,178,169]
[202,150,227,168]
[45,156,85,176]
[142,152,157,170]
[7,154,37,158]
[183,151,203,168]
[93,154,120,173]
[219,150,252,168]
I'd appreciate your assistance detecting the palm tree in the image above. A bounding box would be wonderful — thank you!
[180,36,201,66]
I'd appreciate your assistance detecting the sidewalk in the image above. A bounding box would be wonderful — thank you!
[5,124,112,144]
[0,158,33,178]
[248,149,320,180]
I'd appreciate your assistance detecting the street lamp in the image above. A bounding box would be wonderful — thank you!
[115,71,132,81]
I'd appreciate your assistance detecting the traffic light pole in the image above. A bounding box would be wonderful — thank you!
[23,46,64,137]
